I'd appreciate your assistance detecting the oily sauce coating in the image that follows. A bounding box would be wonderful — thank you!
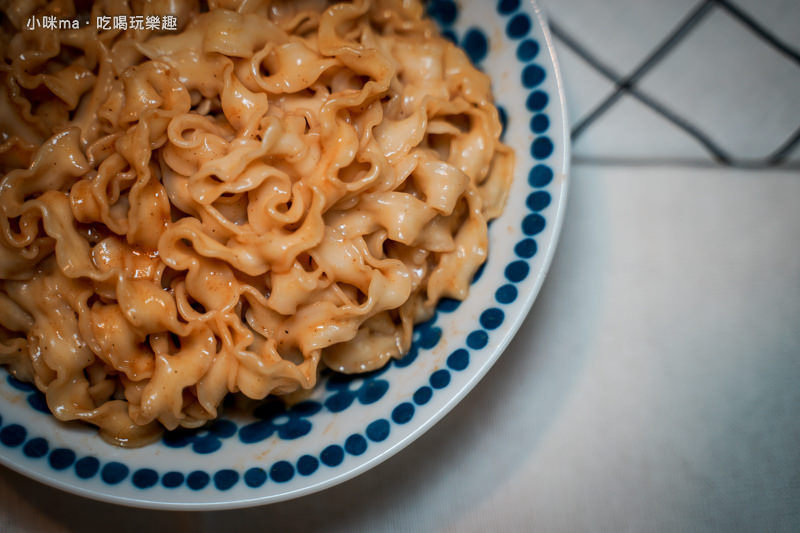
[0,0,513,446]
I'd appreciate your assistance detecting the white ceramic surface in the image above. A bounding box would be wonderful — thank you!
[0,0,569,509]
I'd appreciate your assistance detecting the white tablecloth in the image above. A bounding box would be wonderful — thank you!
[2,0,799,530]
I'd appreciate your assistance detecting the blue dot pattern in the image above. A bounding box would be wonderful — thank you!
[526,90,548,111]
[522,214,546,236]
[498,0,520,14]
[505,260,530,282]
[517,39,539,61]
[0,424,25,447]
[463,28,488,63]
[529,164,554,187]
[392,403,415,424]
[269,461,294,483]
[427,0,457,26]
[467,330,489,350]
[507,14,531,39]
[49,449,76,471]
[187,470,210,490]
[527,191,551,211]
[522,64,545,88]
[366,419,390,442]
[430,369,452,389]
[413,386,433,405]
[447,349,470,371]
[214,469,239,491]
[75,457,100,479]
[437,298,461,312]
[480,309,505,330]
[296,455,319,476]
[133,469,159,489]
[531,137,554,159]
[101,462,128,485]
[515,238,537,258]
[321,445,345,467]
[23,438,48,459]
[530,113,549,133]
[162,471,184,488]
[345,434,368,456]
[495,284,518,304]
[0,0,557,494]
[244,467,267,487]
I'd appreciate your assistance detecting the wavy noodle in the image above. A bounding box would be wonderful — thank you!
[0,0,513,447]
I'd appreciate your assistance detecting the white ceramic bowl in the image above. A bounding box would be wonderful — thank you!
[0,0,569,509]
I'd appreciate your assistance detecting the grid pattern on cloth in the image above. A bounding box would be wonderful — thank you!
[544,0,800,168]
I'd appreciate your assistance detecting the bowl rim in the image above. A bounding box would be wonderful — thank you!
[0,0,571,510]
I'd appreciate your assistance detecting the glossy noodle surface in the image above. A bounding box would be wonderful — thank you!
[0,0,513,446]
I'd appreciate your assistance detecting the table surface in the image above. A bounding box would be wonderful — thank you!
[2,0,799,531]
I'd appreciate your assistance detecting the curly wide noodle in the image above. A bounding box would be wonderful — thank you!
[0,0,513,447]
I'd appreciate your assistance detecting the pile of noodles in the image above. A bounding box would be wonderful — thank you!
[0,0,513,446]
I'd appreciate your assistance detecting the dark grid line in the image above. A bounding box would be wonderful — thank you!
[710,0,800,162]
[550,24,729,163]
[550,16,736,164]
[765,125,800,166]
[715,0,800,66]
[623,85,733,164]
[562,0,715,139]
[550,0,800,167]
[570,156,800,170]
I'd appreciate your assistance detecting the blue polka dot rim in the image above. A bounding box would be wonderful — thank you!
[0,0,569,509]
